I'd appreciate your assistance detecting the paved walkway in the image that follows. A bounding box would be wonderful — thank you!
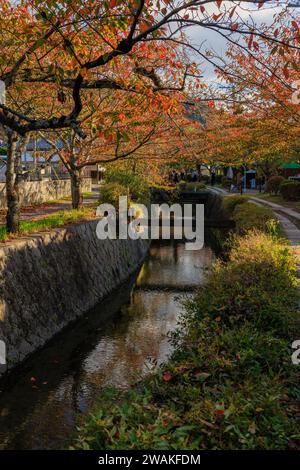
[0,187,100,226]
[250,196,300,223]
[211,187,300,219]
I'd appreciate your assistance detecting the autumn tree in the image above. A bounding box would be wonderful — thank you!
[214,9,300,136]
[1,0,299,230]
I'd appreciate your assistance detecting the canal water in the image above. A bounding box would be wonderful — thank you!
[0,239,215,450]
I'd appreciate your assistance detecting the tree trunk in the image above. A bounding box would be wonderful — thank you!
[6,131,20,233]
[71,169,83,209]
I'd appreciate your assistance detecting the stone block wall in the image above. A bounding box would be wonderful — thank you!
[0,177,92,208]
[0,221,149,374]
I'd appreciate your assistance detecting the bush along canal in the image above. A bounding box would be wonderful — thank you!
[73,198,300,451]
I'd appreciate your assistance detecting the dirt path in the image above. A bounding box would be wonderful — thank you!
[0,189,99,226]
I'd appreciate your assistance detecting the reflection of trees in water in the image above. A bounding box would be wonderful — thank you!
[137,244,214,287]
[0,280,135,449]
[83,291,181,389]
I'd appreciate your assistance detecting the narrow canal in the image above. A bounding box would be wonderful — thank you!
[0,238,215,450]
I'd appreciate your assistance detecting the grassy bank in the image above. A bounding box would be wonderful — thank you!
[72,200,300,450]
[0,207,95,242]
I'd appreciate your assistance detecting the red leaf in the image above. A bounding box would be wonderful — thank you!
[200,6,205,13]
[215,409,225,416]
[258,1,264,8]
[208,100,215,108]
[118,113,126,120]
[163,371,172,382]
[231,23,239,31]
[283,67,290,80]
[216,0,222,8]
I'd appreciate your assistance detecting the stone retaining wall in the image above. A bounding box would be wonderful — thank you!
[0,221,149,374]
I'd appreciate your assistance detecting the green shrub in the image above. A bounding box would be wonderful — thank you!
[99,182,129,207]
[223,195,249,215]
[266,176,285,195]
[233,202,280,235]
[280,181,300,201]
[181,182,206,191]
[190,231,297,333]
[200,174,210,184]
[177,181,206,191]
[221,176,231,189]
[177,180,186,190]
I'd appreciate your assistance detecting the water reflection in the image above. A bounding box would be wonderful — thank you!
[0,241,214,450]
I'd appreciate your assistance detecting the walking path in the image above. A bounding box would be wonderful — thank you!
[250,196,300,223]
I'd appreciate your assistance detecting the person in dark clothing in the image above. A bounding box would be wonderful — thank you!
[211,172,216,186]
[192,169,198,182]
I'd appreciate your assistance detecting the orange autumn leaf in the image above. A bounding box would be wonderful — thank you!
[140,22,149,33]
[229,6,237,19]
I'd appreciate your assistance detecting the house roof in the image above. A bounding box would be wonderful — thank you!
[280,161,300,169]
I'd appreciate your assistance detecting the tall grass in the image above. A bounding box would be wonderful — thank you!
[72,204,300,450]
